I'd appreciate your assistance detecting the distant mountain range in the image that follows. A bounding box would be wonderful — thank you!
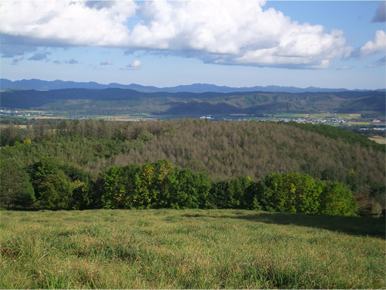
[1,87,384,117]
[1,78,384,94]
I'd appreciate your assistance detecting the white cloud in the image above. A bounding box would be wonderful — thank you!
[100,60,113,65]
[121,60,142,70]
[359,30,386,58]
[0,1,137,46]
[0,0,352,69]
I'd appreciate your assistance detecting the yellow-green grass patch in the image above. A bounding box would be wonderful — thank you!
[0,209,384,289]
[347,122,371,125]
[337,114,361,119]
[309,113,334,119]
[369,137,386,144]
[0,125,27,128]
[274,114,294,118]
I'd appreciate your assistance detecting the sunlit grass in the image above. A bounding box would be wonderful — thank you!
[1,209,384,289]
[309,113,334,119]
[369,137,386,144]
[338,114,361,119]
[274,114,295,118]
[347,122,371,125]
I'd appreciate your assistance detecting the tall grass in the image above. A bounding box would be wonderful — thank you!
[1,209,384,289]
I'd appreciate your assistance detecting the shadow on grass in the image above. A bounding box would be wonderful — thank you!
[183,212,385,239]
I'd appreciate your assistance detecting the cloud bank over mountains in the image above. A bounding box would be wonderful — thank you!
[0,0,384,69]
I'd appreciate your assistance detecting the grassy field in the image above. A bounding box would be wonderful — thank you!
[274,114,295,118]
[370,137,386,144]
[309,113,334,119]
[338,114,361,119]
[0,209,384,289]
[0,125,28,129]
[347,122,371,125]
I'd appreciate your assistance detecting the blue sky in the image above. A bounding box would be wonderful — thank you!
[1,1,385,89]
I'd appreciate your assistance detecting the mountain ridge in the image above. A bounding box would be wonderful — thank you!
[1,78,383,94]
[1,87,384,116]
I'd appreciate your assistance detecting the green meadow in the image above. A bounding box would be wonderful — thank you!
[337,114,361,119]
[1,209,384,289]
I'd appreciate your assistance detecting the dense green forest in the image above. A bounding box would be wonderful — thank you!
[1,88,384,116]
[0,119,384,215]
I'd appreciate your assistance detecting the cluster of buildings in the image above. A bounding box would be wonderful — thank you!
[0,108,55,118]
[277,117,344,125]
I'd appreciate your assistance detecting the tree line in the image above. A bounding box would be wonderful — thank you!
[1,157,358,217]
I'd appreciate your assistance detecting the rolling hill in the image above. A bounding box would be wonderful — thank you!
[0,88,384,116]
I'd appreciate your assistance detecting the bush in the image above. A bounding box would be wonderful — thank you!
[0,159,35,208]
[39,171,74,210]
[251,172,323,214]
[318,181,358,216]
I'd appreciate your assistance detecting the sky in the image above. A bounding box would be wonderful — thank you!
[0,0,385,90]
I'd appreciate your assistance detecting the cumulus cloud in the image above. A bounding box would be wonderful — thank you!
[65,59,79,64]
[0,0,352,69]
[100,60,113,65]
[372,2,386,23]
[0,1,137,46]
[53,60,61,64]
[121,60,142,70]
[350,30,386,59]
[0,33,39,57]
[28,52,49,61]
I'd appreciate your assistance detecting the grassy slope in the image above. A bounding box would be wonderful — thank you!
[1,209,384,289]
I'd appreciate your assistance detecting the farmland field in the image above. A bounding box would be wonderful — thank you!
[370,137,386,144]
[0,125,27,129]
[274,114,294,118]
[337,114,361,119]
[1,209,384,289]
[347,122,371,125]
[309,113,334,119]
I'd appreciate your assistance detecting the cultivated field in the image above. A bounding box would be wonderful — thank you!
[309,113,334,119]
[347,122,371,125]
[0,209,384,289]
[370,137,386,144]
[0,125,27,129]
[337,114,361,119]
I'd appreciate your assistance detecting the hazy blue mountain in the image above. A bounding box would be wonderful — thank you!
[1,87,384,117]
[1,78,378,93]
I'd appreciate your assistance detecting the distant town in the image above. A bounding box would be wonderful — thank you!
[1,108,385,131]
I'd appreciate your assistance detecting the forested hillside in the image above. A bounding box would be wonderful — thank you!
[1,119,384,197]
[1,88,384,116]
